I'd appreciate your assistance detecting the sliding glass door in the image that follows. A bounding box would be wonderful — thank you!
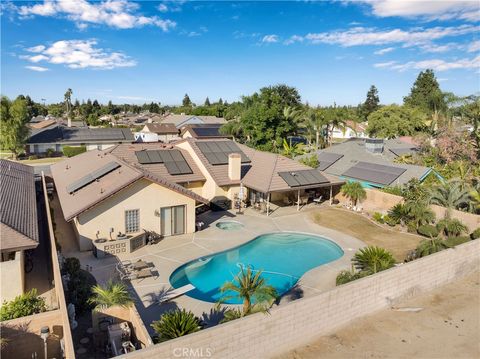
[160,205,185,236]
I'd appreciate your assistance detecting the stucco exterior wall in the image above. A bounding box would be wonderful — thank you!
[123,240,480,359]
[0,251,24,302]
[182,181,205,197]
[74,179,196,251]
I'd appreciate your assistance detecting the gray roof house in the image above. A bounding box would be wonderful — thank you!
[0,160,39,253]
[27,124,134,154]
[159,114,226,129]
[300,138,432,188]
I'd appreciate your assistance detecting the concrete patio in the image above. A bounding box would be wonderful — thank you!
[53,201,365,335]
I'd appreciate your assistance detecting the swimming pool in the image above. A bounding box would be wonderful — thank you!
[216,221,244,231]
[169,232,344,304]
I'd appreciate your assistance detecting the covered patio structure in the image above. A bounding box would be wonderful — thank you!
[244,168,345,216]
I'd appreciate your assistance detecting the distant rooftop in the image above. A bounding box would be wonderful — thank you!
[28,125,134,144]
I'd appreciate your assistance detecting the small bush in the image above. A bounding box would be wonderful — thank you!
[445,236,470,247]
[63,145,86,158]
[470,228,480,240]
[0,289,46,320]
[63,257,93,314]
[407,222,417,233]
[372,212,384,224]
[151,309,202,342]
[45,148,55,157]
[299,154,319,168]
[28,155,38,160]
[415,238,449,258]
[383,215,397,227]
[417,224,440,238]
[336,270,365,285]
[64,257,81,275]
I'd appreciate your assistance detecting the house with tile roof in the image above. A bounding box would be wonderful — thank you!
[140,123,179,142]
[299,137,432,188]
[51,138,344,251]
[158,114,226,129]
[180,124,232,140]
[0,160,39,301]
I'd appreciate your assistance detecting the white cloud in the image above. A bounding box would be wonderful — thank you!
[26,45,46,53]
[284,35,304,45]
[262,34,279,43]
[17,0,176,31]
[374,56,480,72]
[25,66,50,72]
[468,40,480,53]
[157,4,168,13]
[303,25,478,47]
[374,47,394,55]
[21,40,137,70]
[359,0,479,22]
[419,43,457,53]
[156,1,184,13]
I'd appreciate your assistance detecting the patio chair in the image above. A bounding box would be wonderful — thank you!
[313,195,323,205]
[283,196,293,205]
[130,268,156,281]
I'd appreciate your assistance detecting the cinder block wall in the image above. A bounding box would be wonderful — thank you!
[122,240,480,359]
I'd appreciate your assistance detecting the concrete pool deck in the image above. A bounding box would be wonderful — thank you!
[63,206,365,334]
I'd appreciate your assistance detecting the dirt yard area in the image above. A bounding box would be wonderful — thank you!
[276,271,480,359]
[312,207,423,261]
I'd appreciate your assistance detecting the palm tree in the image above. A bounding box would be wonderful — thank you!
[388,203,409,226]
[220,267,277,315]
[151,309,202,342]
[64,88,72,118]
[352,246,395,274]
[429,180,470,217]
[88,280,133,311]
[282,138,304,158]
[300,109,326,149]
[415,237,450,257]
[469,186,480,214]
[436,218,468,237]
[341,181,367,209]
[404,200,435,229]
[220,118,242,141]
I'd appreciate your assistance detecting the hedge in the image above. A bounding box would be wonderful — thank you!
[471,228,480,240]
[63,145,86,157]
[417,224,440,238]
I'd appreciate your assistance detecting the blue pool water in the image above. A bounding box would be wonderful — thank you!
[169,232,344,304]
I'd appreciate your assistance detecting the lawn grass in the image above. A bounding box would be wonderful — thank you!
[311,207,423,262]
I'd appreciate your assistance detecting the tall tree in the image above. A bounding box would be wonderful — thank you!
[367,105,427,138]
[64,88,72,119]
[360,85,380,120]
[0,96,30,158]
[182,94,193,107]
[404,69,445,116]
[204,97,211,106]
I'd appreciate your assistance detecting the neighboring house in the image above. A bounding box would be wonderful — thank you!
[159,114,226,129]
[180,124,232,139]
[300,137,431,188]
[141,123,179,142]
[27,124,134,154]
[0,160,39,301]
[29,118,57,130]
[134,132,159,143]
[51,139,343,251]
[331,120,368,140]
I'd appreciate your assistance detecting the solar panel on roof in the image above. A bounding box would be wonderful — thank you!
[342,161,406,186]
[278,169,330,188]
[134,150,192,175]
[193,127,222,137]
[67,161,120,194]
[316,152,344,171]
[197,141,251,165]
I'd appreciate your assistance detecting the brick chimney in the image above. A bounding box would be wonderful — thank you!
[228,153,241,181]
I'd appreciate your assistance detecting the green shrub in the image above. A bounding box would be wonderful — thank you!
[45,148,55,157]
[336,270,366,285]
[407,222,417,233]
[372,212,384,224]
[28,155,38,160]
[445,236,470,247]
[64,257,81,275]
[437,218,468,237]
[151,309,202,342]
[299,154,319,168]
[415,238,450,258]
[417,224,440,238]
[383,215,397,227]
[63,257,93,314]
[470,228,480,240]
[0,289,46,320]
[352,246,396,274]
[63,145,86,157]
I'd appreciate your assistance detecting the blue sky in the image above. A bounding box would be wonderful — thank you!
[1,1,479,106]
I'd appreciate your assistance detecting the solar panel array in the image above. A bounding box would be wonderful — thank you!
[316,152,344,171]
[342,161,406,186]
[135,150,193,175]
[62,128,132,141]
[67,161,120,194]
[278,169,330,188]
[196,141,251,165]
[191,127,222,137]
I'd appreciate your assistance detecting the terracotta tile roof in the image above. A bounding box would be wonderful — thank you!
[0,160,39,252]
[51,150,208,221]
[143,123,178,134]
[29,119,57,129]
[108,143,206,184]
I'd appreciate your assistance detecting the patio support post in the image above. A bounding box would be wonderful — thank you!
[297,189,300,211]
[329,185,333,205]
[266,192,270,216]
